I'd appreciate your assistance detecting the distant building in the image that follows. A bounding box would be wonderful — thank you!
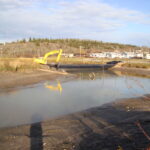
[109,52,118,58]
[125,52,136,58]
[119,52,127,58]
[105,52,122,58]
[62,53,74,58]
[89,53,106,58]
[145,54,150,59]
[89,51,148,59]
[135,53,144,58]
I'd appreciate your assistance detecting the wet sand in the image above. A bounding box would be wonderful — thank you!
[0,95,150,150]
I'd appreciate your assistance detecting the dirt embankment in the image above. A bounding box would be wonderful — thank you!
[0,95,150,150]
[112,67,150,78]
[111,62,150,78]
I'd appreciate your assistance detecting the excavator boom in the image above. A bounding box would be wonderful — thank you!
[34,49,62,65]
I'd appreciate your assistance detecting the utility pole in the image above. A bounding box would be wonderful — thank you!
[79,46,82,58]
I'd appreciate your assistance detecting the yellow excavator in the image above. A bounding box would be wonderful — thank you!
[34,49,62,65]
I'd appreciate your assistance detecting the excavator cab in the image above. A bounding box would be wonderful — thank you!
[34,49,62,65]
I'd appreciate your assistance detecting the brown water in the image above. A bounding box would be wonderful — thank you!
[0,70,150,128]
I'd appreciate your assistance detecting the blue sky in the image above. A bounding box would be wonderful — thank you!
[102,0,150,13]
[0,0,150,46]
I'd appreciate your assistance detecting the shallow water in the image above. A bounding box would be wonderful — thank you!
[0,69,150,128]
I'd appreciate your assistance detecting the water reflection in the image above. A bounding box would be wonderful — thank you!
[44,80,62,93]
[67,69,118,80]
[88,72,95,80]
[124,75,150,98]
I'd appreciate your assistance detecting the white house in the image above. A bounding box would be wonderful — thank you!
[106,52,120,58]
[116,53,123,58]
[89,51,149,59]
[135,53,144,58]
[89,53,106,58]
[105,52,111,58]
[119,52,127,58]
[125,52,136,58]
[62,53,74,58]
[145,54,150,59]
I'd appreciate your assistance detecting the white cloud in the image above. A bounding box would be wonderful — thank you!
[0,0,34,10]
[57,0,149,24]
[0,0,150,45]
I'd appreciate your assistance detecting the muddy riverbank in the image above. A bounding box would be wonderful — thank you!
[0,95,150,150]
[0,66,150,91]
[0,69,74,92]
[0,67,150,150]
[111,67,150,78]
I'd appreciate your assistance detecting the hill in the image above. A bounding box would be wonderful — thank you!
[0,38,149,57]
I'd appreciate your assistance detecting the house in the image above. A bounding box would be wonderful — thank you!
[135,53,144,58]
[62,53,74,58]
[125,52,136,58]
[106,52,121,58]
[119,52,127,58]
[89,53,106,58]
[145,54,150,59]
[111,52,119,58]
[89,51,148,59]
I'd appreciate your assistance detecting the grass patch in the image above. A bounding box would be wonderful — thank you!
[0,58,41,72]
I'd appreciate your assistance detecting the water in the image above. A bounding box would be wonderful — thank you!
[0,69,150,128]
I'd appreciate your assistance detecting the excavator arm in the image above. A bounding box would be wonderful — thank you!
[34,49,62,64]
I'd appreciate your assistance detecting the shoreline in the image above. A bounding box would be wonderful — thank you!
[111,66,150,78]
[0,68,150,149]
[0,66,150,92]
[0,95,150,149]
[0,69,75,92]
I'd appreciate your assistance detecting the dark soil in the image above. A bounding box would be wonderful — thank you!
[0,95,150,150]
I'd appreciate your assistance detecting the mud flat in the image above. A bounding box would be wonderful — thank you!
[0,95,150,150]
[111,67,150,78]
[0,70,74,92]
